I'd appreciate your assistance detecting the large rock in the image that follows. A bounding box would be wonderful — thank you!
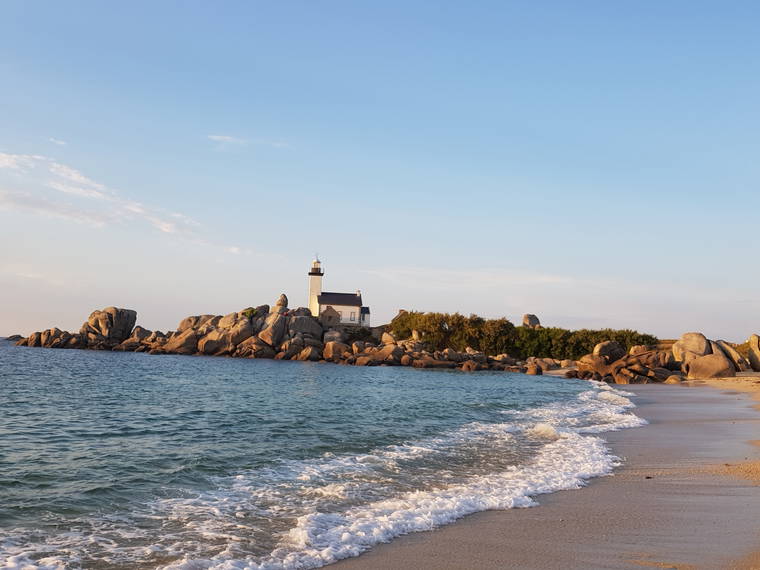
[525,363,543,375]
[381,332,397,345]
[236,336,277,359]
[686,352,736,379]
[522,314,541,329]
[197,329,234,355]
[412,357,456,369]
[577,353,608,375]
[294,346,322,361]
[162,329,199,355]
[373,344,405,364]
[227,320,254,346]
[748,334,760,372]
[324,330,345,343]
[177,314,217,333]
[275,293,288,308]
[288,316,323,339]
[79,307,137,348]
[218,312,241,329]
[258,313,288,348]
[114,326,152,351]
[593,341,626,364]
[672,332,711,364]
[714,340,749,372]
[323,341,350,362]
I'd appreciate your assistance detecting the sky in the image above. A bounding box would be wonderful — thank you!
[1,1,759,341]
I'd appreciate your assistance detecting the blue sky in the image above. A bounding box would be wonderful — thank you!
[1,1,759,340]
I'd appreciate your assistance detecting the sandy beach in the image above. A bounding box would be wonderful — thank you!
[332,378,760,570]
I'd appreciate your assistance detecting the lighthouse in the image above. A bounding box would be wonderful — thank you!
[307,258,324,317]
[306,258,371,327]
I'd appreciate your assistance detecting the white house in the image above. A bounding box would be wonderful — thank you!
[308,259,370,327]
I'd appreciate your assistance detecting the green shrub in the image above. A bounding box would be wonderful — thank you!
[344,327,375,343]
[389,311,657,360]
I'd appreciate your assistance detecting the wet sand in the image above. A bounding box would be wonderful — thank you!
[331,381,760,570]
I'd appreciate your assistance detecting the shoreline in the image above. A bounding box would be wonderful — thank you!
[330,381,760,570]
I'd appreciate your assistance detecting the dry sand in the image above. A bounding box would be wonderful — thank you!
[331,379,760,570]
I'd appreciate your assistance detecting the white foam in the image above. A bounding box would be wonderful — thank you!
[525,422,561,440]
[1,382,645,570]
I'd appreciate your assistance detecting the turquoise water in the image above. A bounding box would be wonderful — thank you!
[0,340,644,569]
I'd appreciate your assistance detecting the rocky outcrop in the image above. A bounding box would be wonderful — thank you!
[748,334,760,372]
[592,341,626,364]
[162,329,199,355]
[714,340,749,372]
[671,332,711,366]
[572,341,680,384]
[686,353,736,379]
[571,331,747,383]
[24,300,753,386]
[80,307,137,349]
[522,314,541,329]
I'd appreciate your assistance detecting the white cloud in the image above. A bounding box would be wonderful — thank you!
[0,152,46,170]
[208,134,247,144]
[0,153,198,238]
[48,162,106,192]
[48,137,67,146]
[0,150,257,266]
[46,180,107,199]
[0,189,111,227]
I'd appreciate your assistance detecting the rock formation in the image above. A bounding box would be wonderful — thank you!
[14,300,756,385]
[570,330,748,383]
[522,314,541,329]
[748,334,760,372]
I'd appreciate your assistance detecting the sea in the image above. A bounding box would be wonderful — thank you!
[0,339,645,569]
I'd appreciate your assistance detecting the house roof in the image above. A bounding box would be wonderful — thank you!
[318,292,362,307]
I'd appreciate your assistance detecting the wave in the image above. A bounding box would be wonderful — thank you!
[1,382,645,570]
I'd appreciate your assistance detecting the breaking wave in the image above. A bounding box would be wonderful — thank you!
[1,382,645,570]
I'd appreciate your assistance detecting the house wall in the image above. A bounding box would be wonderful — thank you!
[320,304,363,325]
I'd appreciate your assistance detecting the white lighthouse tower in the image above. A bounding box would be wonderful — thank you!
[307,258,324,317]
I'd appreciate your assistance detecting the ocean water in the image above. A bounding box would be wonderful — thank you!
[0,340,645,569]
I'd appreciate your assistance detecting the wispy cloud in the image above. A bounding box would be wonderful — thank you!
[208,134,247,144]
[0,189,112,227]
[48,137,67,146]
[0,153,46,170]
[0,151,240,249]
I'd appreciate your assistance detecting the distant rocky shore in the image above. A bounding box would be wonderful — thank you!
[10,295,760,383]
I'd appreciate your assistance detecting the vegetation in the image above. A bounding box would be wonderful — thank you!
[344,327,375,344]
[389,311,658,360]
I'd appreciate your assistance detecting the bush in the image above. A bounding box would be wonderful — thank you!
[344,327,375,343]
[389,311,658,360]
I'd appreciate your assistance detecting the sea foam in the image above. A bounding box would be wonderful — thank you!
[1,382,645,570]
[156,384,645,570]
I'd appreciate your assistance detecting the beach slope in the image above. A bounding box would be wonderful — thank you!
[332,383,760,570]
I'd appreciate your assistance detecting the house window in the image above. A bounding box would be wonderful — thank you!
[350,311,356,321]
